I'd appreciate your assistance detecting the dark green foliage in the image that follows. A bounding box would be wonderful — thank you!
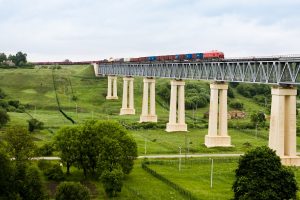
[44,164,65,181]
[0,88,6,99]
[55,126,80,174]
[250,111,266,127]
[36,143,54,156]
[157,82,210,109]
[233,146,298,200]
[28,118,44,132]
[229,82,239,88]
[55,120,137,196]
[0,53,7,63]
[227,87,235,98]
[0,108,9,127]
[8,100,20,108]
[23,166,48,200]
[229,101,244,110]
[101,168,124,197]
[55,182,90,200]
[5,126,36,161]
[8,51,27,66]
[0,150,14,199]
[37,160,52,171]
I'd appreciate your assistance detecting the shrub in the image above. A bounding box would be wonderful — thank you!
[233,146,298,200]
[0,88,6,99]
[101,168,124,197]
[37,160,52,171]
[8,100,20,108]
[36,143,55,156]
[0,108,9,127]
[55,182,90,200]
[229,101,244,110]
[44,164,64,181]
[28,118,44,132]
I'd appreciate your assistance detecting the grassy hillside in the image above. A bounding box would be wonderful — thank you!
[1,65,300,199]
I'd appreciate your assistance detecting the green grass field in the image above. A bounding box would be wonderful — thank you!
[1,65,300,199]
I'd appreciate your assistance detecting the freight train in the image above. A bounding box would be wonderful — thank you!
[111,50,224,62]
[32,50,225,65]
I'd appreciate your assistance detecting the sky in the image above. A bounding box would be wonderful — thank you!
[0,0,300,61]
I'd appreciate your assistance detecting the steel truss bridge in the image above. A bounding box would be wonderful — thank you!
[98,59,300,85]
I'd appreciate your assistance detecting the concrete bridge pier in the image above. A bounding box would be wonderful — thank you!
[269,86,300,166]
[140,78,157,122]
[166,80,187,132]
[106,76,118,100]
[205,82,231,147]
[120,77,135,115]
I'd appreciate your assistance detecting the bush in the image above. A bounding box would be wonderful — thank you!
[229,101,244,110]
[8,100,20,108]
[233,146,298,200]
[101,168,124,197]
[36,143,55,156]
[0,108,9,127]
[37,160,52,171]
[44,164,64,181]
[28,118,44,132]
[55,182,90,200]
[0,88,6,99]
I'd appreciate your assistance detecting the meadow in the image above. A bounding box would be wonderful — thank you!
[1,65,300,199]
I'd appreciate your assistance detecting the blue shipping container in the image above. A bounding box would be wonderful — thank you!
[185,54,193,59]
[148,56,157,61]
[196,53,203,59]
[175,55,180,60]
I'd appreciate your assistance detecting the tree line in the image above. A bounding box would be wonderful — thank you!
[0,51,32,67]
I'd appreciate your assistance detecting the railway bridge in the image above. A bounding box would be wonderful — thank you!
[93,58,300,166]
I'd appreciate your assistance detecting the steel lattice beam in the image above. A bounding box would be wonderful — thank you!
[98,60,300,85]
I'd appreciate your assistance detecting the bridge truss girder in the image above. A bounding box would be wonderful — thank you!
[98,60,300,85]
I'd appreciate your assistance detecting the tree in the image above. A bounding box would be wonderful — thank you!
[23,166,48,200]
[250,111,266,127]
[5,126,36,162]
[55,126,80,174]
[100,167,124,197]
[9,51,27,66]
[0,150,15,199]
[0,88,6,99]
[0,108,10,127]
[0,53,7,63]
[55,182,90,200]
[232,146,298,200]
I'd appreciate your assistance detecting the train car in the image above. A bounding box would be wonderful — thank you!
[203,50,224,59]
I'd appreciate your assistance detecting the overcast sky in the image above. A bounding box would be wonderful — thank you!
[1,0,300,61]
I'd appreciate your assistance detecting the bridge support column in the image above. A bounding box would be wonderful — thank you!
[140,78,157,122]
[269,86,300,166]
[166,80,187,132]
[106,76,118,100]
[205,82,231,147]
[120,77,135,115]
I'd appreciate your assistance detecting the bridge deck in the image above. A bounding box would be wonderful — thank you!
[98,59,300,85]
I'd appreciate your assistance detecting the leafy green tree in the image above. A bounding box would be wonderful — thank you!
[23,166,48,200]
[100,167,124,197]
[44,164,64,181]
[0,108,9,127]
[55,126,80,174]
[93,120,137,175]
[250,111,266,127]
[5,126,36,162]
[233,146,298,200]
[55,182,90,200]
[0,53,7,63]
[8,51,27,66]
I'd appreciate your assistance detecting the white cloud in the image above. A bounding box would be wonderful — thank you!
[0,0,300,61]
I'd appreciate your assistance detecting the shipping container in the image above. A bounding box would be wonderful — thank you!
[185,54,193,59]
